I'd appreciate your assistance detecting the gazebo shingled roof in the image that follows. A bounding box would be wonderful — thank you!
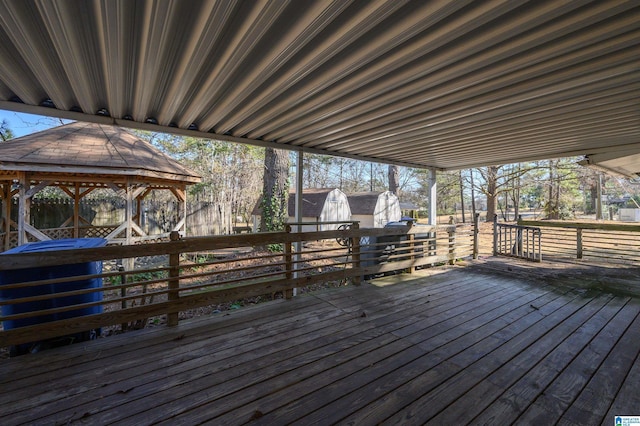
[0,122,201,250]
[0,121,201,185]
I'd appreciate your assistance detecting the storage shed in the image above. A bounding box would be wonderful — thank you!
[253,188,351,232]
[347,191,401,228]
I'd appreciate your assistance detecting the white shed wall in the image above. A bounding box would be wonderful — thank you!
[318,189,351,231]
[373,191,401,227]
[351,214,374,228]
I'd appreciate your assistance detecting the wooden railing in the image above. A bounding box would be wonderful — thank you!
[0,223,476,351]
[517,220,640,264]
[493,217,542,262]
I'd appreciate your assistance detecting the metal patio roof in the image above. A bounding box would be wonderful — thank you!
[0,0,638,170]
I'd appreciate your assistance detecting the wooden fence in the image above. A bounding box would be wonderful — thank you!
[0,222,476,352]
[1,198,238,250]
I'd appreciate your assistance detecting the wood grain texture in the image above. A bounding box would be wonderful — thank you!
[1,266,638,425]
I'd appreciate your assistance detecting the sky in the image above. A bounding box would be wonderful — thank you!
[0,108,67,138]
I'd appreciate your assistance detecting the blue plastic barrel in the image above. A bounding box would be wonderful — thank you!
[0,238,107,354]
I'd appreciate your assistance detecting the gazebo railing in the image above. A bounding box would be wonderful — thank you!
[1,226,172,251]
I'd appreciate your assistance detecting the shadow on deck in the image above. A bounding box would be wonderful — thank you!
[0,260,639,425]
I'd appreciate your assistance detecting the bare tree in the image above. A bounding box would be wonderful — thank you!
[458,170,466,223]
[0,120,14,141]
[388,164,399,196]
[474,164,537,221]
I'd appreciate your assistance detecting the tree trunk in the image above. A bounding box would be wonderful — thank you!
[470,168,477,219]
[388,164,400,196]
[545,160,561,219]
[587,183,597,214]
[485,166,499,221]
[513,165,521,220]
[260,148,289,233]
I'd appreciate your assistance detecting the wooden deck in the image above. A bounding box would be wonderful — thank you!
[1,263,639,425]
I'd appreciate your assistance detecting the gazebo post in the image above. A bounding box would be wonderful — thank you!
[73,183,81,238]
[1,182,11,251]
[17,172,29,246]
[170,186,187,236]
[125,179,133,246]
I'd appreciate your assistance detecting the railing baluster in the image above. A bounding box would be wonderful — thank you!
[473,213,479,260]
[284,225,293,299]
[493,221,541,262]
[167,231,181,327]
[351,222,361,285]
[576,228,583,259]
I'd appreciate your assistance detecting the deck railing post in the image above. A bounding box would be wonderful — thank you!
[284,225,294,299]
[406,220,415,274]
[448,223,456,266]
[537,229,542,262]
[576,228,583,259]
[351,222,361,285]
[119,263,127,331]
[167,231,181,327]
[473,212,480,259]
[516,215,523,257]
[493,214,498,256]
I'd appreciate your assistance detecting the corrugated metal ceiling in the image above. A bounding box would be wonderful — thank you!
[0,0,638,170]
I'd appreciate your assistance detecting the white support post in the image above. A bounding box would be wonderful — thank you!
[428,167,437,225]
[292,150,304,297]
[596,173,603,220]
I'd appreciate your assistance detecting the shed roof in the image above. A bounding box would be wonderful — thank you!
[253,188,344,218]
[0,121,201,184]
[347,191,397,215]
[287,188,341,218]
[0,2,637,172]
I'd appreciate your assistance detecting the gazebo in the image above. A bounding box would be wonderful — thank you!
[0,121,201,251]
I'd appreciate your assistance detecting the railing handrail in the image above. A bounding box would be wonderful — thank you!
[495,222,542,232]
[518,219,640,232]
[287,220,360,226]
[0,225,456,270]
[0,223,476,349]
[517,219,640,264]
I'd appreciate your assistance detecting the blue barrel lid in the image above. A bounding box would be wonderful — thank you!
[3,238,108,254]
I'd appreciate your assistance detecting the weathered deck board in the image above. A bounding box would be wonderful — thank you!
[0,265,638,426]
[468,296,637,425]
[87,273,484,425]
[164,277,529,425]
